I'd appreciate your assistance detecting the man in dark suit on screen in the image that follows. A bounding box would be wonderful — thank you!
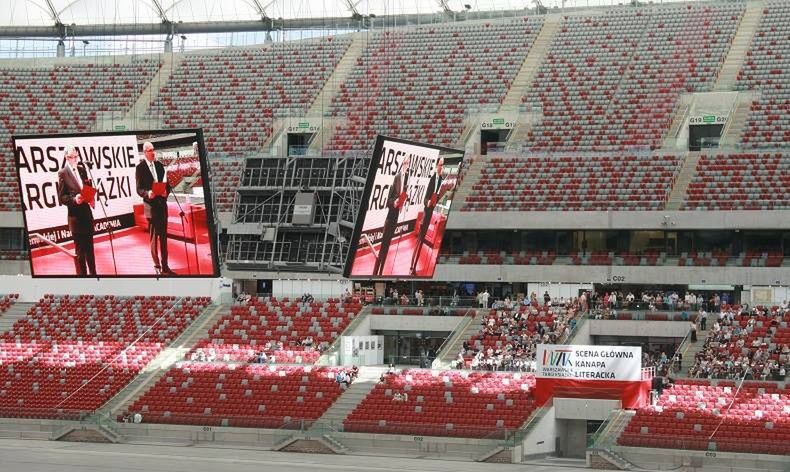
[135,141,175,275]
[57,147,96,276]
[373,156,410,276]
[409,157,444,276]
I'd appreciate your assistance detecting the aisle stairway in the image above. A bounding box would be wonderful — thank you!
[0,303,33,334]
[310,366,389,431]
[664,151,701,210]
[96,303,229,417]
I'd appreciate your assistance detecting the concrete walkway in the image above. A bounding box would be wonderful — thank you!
[0,438,589,472]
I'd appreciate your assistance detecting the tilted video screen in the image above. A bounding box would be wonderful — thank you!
[344,136,465,279]
[14,129,220,277]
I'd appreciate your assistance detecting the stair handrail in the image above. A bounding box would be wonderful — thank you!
[432,309,478,368]
[96,301,221,416]
[719,93,742,145]
[316,305,371,366]
[588,408,629,451]
[669,327,694,376]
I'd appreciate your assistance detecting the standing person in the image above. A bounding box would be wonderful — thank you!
[690,320,698,342]
[700,310,708,331]
[409,157,444,276]
[373,155,410,276]
[481,289,490,309]
[57,147,96,276]
[135,141,175,275]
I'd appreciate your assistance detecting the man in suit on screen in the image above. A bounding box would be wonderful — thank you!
[373,155,410,276]
[57,147,96,276]
[409,157,444,276]
[135,141,175,275]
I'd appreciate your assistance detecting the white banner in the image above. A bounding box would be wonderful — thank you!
[361,139,441,234]
[536,344,641,381]
[16,134,141,232]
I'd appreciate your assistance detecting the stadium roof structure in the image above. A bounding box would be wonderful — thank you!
[2,0,712,38]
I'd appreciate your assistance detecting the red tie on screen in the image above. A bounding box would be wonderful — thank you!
[396,191,407,209]
[81,185,96,209]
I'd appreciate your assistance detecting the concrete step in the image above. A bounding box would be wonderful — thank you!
[0,303,34,334]
[501,14,562,108]
[452,156,489,211]
[310,366,388,429]
[308,33,367,154]
[97,303,230,416]
[126,53,182,126]
[437,310,484,366]
[714,2,764,91]
[665,151,701,210]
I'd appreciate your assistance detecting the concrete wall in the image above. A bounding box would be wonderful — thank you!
[520,406,558,458]
[433,263,789,286]
[368,315,463,333]
[615,444,790,472]
[332,430,499,461]
[0,275,227,302]
[558,419,587,459]
[569,318,592,345]
[447,210,790,230]
[272,279,351,299]
[0,211,23,226]
[554,398,620,421]
[0,260,29,276]
[588,320,691,338]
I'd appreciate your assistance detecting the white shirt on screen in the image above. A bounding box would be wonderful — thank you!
[148,161,159,182]
[70,165,82,189]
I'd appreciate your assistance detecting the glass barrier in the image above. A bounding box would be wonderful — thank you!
[613,432,789,456]
[0,407,90,421]
[437,252,783,269]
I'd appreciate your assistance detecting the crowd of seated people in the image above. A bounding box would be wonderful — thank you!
[689,304,790,380]
[642,347,683,376]
[590,290,734,312]
[335,365,359,388]
[457,294,582,372]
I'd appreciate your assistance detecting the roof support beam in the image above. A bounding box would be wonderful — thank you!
[0,7,530,39]
[150,0,170,24]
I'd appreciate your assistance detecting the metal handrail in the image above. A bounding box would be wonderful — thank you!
[432,309,478,367]
[28,232,75,258]
[316,305,371,366]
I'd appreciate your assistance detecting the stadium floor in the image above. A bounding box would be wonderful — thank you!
[0,439,589,472]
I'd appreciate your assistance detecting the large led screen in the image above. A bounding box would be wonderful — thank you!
[344,136,464,279]
[14,129,220,278]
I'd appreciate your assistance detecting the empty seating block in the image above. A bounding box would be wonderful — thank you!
[524,5,742,152]
[737,2,790,148]
[0,251,28,261]
[190,297,362,364]
[149,39,351,155]
[683,152,790,210]
[619,379,790,455]
[463,153,682,211]
[0,60,161,211]
[128,363,345,428]
[208,157,244,213]
[344,370,537,438]
[440,250,557,265]
[326,19,543,155]
[0,294,210,418]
